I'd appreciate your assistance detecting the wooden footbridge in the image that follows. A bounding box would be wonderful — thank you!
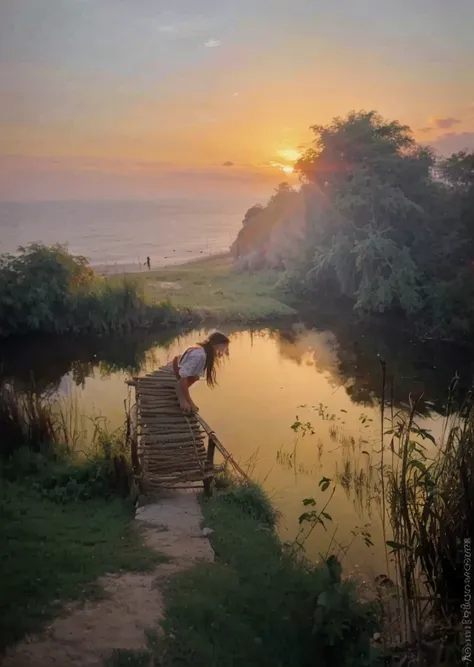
[126,366,247,494]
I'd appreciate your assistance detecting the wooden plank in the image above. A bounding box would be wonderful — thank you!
[137,424,202,433]
[143,452,206,463]
[146,463,209,474]
[139,432,205,443]
[138,440,205,449]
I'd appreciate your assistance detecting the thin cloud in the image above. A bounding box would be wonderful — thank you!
[428,116,461,130]
[204,39,221,48]
[223,161,234,167]
[157,17,210,36]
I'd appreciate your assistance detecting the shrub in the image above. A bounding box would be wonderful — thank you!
[0,243,186,338]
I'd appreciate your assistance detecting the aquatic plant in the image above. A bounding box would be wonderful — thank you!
[289,368,474,664]
[379,372,474,661]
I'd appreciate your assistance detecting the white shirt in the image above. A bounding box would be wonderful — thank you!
[178,347,206,378]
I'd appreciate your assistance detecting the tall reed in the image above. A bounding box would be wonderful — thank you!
[379,372,473,662]
[0,382,56,460]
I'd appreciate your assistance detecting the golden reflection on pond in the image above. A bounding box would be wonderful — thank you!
[57,327,446,578]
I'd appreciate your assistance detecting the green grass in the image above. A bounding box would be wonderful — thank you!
[0,481,162,652]
[130,255,296,322]
[104,648,152,667]
[151,482,380,667]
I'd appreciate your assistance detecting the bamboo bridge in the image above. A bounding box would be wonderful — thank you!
[126,367,247,494]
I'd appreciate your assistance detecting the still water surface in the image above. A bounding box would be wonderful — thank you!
[2,321,471,579]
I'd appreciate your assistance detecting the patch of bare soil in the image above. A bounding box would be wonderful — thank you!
[2,490,213,667]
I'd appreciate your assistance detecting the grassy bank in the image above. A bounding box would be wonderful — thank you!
[129,254,296,322]
[149,482,380,667]
[0,465,162,653]
[1,245,294,337]
[0,382,162,654]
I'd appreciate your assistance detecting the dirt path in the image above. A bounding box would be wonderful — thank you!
[2,490,214,667]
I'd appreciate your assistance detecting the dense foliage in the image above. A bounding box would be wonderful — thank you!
[234,111,474,340]
[0,243,184,338]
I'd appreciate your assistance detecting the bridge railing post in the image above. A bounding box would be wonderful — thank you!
[203,435,216,496]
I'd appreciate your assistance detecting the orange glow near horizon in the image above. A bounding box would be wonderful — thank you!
[1,2,473,201]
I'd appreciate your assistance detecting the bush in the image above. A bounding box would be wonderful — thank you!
[0,243,186,338]
[1,447,133,503]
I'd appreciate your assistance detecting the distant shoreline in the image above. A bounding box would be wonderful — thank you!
[92,251,231,277]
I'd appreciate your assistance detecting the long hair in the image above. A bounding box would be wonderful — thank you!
[198,331,230,387]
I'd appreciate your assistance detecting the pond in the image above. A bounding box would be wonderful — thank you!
[2,318,472,580]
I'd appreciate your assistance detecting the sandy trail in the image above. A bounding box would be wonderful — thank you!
[2,490,213,667]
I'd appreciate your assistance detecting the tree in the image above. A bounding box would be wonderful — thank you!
[441,151,474,245]
[288,111,445,314]
[242,204,264,226]
[231,183,302,269]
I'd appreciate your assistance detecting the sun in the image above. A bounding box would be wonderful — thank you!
[269,161,295,175]
[277,148,301,162]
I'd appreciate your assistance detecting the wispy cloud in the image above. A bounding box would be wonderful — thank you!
[204,39,221,48]
[428,116,461,130]
[157,17,210,37]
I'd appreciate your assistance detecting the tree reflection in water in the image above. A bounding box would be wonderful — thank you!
[1,315,472,415]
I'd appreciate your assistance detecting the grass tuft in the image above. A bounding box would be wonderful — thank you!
[217,481,280,528]
[104,648,152,667]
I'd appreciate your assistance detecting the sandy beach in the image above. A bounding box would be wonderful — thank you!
[92,251,231,277]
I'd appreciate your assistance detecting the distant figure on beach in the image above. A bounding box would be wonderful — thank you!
[146,256,151,270]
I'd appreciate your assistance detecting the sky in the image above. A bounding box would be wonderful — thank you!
[0,0,473,201]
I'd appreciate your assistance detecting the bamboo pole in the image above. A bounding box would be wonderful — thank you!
[195,415,248,479]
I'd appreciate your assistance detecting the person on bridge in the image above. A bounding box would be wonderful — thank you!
[171,331,230,413]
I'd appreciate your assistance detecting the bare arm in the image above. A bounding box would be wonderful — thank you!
[177,376,199,412]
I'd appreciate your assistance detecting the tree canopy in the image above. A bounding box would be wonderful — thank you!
[232,111,474,340]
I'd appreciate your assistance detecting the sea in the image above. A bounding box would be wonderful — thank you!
[0,198,251,270]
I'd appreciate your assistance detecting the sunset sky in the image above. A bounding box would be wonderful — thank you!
[1,0,473,200]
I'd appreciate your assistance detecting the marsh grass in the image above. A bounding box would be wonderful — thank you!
[287,370,473,664]
[378,376,474,662]
[0,381,56,460]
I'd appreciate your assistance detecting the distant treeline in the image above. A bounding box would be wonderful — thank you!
[232,111,474,341]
